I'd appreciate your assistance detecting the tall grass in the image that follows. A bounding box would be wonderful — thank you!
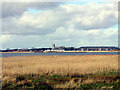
[2,55,118,77]
[1,55,119,89]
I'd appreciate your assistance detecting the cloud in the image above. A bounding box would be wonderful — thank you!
[63,3,118,30]
[2,2,118,35]
[47,27,118,46]
[1,2,118,48]
[2,2,62,18]
[1,27,118,49]
[0,35,11,45]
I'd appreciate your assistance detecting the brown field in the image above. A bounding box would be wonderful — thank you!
[1,54,120,89]
[2,55,119,77]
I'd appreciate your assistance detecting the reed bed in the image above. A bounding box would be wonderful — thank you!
[2,55,118,77]
[1,54,120,89]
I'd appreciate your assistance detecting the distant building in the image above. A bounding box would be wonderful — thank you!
[51,44,65,51]
[1,45,119,52]
[52,44,55,49]
[79,46,119,51]
[51,49,65,52]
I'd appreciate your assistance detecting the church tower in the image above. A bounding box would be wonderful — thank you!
[52,44,55,49]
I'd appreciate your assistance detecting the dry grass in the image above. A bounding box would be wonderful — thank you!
[2,55,119,78]
[1,55,120,89]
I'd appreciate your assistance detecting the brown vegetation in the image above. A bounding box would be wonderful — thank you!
[1,55,119,89]
[2,55,118,77]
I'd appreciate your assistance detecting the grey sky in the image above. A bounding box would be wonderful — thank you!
[1,2,118,49]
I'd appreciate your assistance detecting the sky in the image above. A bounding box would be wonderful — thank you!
[0,2,119,49]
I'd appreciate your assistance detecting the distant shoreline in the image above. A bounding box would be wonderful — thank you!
[0,51,119,53]
[0,52,34,53]
[59,51,119,53]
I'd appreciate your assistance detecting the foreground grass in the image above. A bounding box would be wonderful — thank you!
[2,70,120,89]
[2,55,119,89]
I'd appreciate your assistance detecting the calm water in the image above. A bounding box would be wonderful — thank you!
[1,52,120,57]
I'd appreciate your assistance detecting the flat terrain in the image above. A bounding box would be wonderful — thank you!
[1,55,120,89]
[2,55,118,75]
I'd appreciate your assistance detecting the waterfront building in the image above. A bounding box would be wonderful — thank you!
[52,44,55,49]
[79,46,119,51]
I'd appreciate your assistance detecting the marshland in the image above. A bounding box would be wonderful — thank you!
[1,55,120,89]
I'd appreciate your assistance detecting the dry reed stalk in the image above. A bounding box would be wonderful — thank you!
[1,55,118,79]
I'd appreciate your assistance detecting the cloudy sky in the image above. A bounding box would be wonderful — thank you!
[1,2,118,49]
